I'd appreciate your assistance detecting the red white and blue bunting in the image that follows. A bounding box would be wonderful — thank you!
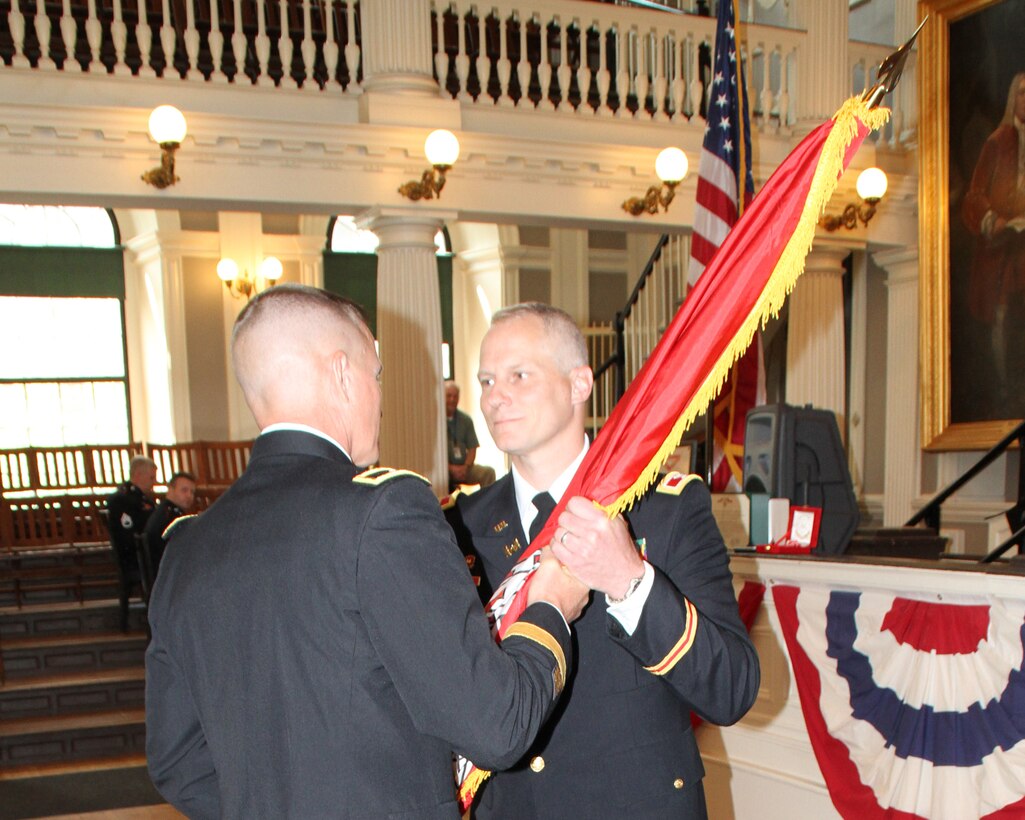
[773,584,1025,819]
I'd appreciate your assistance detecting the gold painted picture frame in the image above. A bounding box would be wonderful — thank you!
[919,0,1025,451]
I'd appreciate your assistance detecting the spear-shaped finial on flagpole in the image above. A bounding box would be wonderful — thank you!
[862,16,929,109]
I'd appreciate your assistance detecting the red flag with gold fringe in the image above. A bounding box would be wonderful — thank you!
[456,95,890,810]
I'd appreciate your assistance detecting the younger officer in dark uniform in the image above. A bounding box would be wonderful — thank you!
[447,303,760,818]
[143,470,196,579]
[145,285,588,819]
[106,456,157,630]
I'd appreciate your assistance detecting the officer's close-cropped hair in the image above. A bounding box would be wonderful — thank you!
[490,302,588,371]
[231,283,369,349]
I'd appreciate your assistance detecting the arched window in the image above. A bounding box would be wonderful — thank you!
[0,204,118,248]
[0,205,129,449]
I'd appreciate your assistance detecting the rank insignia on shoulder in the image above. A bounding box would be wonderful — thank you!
[162,513,199,540]
[656,472,702,496]
[353,467,430,486]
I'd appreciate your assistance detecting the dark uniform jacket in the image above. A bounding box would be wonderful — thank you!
[145,430,572,820]
[143,498,185,578]
[106,481,154,574]
[447,473,760,819]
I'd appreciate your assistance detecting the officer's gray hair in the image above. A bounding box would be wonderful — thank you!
[490,303,588,372]
[231,283,369,351]
[129,455,157,476]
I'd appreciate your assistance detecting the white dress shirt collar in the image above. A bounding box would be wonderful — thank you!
[260,423,352,461]
[511,437,589,539]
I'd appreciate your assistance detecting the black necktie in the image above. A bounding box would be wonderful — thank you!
[528,491,556,544]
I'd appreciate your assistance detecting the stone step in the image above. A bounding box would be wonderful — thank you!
[0,668,146,720]
[0,598,148,640]
[0,547,120,609]
[0,707,146,768]
[1,632,148,679]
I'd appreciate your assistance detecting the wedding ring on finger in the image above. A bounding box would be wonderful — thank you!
[560,530,570,546]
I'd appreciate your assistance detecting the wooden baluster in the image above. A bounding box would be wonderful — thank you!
[777,46,791,130]
[537,14,554,111]
[672,34,685,121]
[231,0,248,81]
[109,0,126,72]
[159,0,175,75]
[634,30,649,119]
[653,29,668,121]
[516,11,530,107]
[596,22,610,116]
[8,0,28,67]
[33,0,54,68]
[135,0,154,75]
[183,0,199,74]
[255,0,271,84]
[614,26,628,118]
[344,0,360,90]
[555,15,571,112]
[60,0,79,69]
[301,0,316,87]
[84,0,102,71]
[496,8,512,107]
[208,0,224,79]
[277,0,292,85]
[454,4,470,101]
[573,19,587,114]
[474,4,488,102]
[432,2,447,92]
[687,35,701,121]
[322,0,339,88]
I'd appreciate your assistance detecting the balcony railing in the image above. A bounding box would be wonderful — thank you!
[0,0,915,144]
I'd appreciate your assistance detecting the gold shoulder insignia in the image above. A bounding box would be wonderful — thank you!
[353,466,430,487]
[656,472,703,496]
[440,489,461,510]
[162,513,199,540]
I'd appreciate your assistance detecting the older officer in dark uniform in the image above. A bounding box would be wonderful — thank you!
[145,285,587,820]
[447,303,760,818]
[106,455,157,630]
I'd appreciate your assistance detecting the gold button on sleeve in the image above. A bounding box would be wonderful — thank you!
[530,756,545,772]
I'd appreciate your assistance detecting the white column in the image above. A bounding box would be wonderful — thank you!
[791,0,848,128]
[785,242,850,427]
[550,228,589,323]
[874,248,920,527]
[123,230,191,444]
[358,207,452,495]
[218,212,264,441]
[358,0,437,95]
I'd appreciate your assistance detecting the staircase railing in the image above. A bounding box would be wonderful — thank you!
[904,419,1025,562]
[592,232,689,433]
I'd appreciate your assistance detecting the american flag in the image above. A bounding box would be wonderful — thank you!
[688,0,763,492]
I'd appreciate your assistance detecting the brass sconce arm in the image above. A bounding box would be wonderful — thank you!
[397,165,450,201]
[141,142,181,189]
[820,198,880,232]
[622,180,679,216]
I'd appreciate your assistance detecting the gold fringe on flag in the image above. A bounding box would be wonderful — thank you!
[604,97,890,520]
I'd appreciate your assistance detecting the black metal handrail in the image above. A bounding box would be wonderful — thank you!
[593,234,671,401]
[905,419,1025,561]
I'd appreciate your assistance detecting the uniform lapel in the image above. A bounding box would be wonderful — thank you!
[473,478,527,575]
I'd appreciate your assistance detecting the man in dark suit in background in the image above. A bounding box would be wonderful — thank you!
[144,285,587,820]
[106,455,157,630]
[447,303,760,818]
[143,470,196,579]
